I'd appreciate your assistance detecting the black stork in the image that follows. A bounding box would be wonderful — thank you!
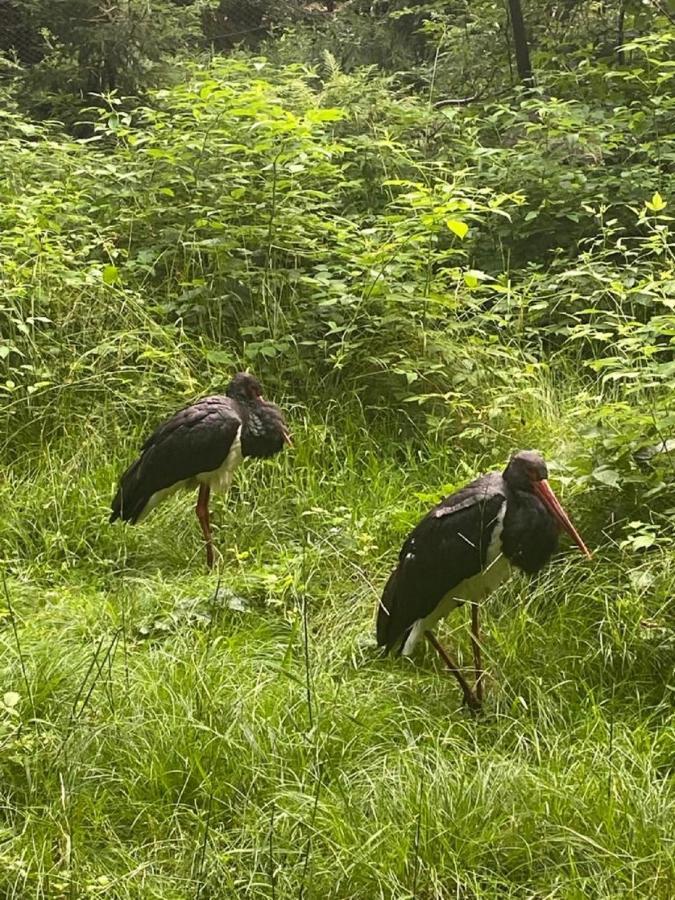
[376,450,591,709]
[110,372,291,568]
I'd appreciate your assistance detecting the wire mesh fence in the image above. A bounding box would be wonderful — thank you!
[0,0,343,62]
[0,0,347,91]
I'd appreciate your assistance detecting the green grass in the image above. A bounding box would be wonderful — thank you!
[1,401,673,898]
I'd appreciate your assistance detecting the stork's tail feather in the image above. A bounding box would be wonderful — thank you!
[376,567,401,652]
[109,458,148,524]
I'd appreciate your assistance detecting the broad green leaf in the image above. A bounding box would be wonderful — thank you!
[102,265,119,285]
[446,220,469,239]
[646,191,666,211]
[305,108,345,123]
[464,269,488,287]
[592,468,621,488]
[206,350,236,365]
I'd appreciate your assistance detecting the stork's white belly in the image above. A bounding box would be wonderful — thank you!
[402,505,511,655]
[197,427,243,493]
[138,426,242,521]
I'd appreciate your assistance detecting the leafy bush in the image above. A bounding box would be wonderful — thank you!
[0,58,527,431]
[1,28,673,540]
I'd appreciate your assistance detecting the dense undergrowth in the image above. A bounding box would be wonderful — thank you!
[0,15,674,898]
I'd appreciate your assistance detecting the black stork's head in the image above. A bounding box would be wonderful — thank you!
[226,372,264,404]
[504,450,591,558]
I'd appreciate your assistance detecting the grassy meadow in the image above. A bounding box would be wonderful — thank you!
[1,375,674,897]
[1,39,674,899]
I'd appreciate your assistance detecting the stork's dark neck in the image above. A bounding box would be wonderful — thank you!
[239,400,286,459]
[500,480,560,575]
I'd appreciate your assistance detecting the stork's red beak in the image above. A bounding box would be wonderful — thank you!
[533,479,592,558]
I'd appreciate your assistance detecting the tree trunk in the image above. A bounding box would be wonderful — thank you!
[616,1,626,64]
[507,0,534,89]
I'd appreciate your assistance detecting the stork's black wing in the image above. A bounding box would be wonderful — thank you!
[376,473,506,652]
[110,396,242,523]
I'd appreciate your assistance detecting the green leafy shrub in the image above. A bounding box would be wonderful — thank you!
[0,57,527,433]
[1,30,673,541]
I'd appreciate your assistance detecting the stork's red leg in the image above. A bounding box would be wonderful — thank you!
[470,601,484,704]
[196,484,214,569]
[425,631,480,711]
